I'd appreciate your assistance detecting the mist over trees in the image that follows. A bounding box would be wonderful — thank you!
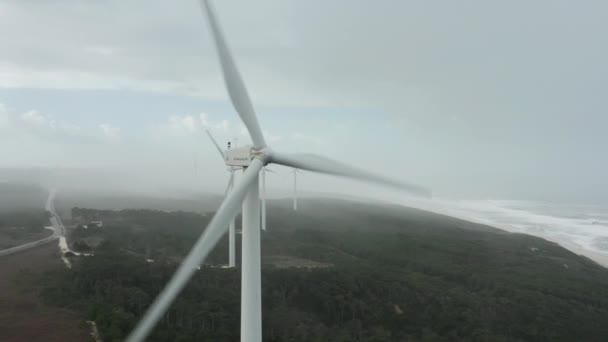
[38,200,608,341]
[0,183,47,212]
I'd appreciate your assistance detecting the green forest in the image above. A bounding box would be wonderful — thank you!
[39,199,608,341]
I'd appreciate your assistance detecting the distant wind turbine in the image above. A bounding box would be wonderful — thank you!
[292,168,300,211]
[205,129,237,268]
[126,1,430,341]
[260,166,275,231]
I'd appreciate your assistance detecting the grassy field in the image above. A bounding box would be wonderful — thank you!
[0,227,52,249]
[0,183,88,341]
[0,244,89,342]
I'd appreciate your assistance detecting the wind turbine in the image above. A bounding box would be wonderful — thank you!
[212,127,271,234]
[260,166,277,231]
[126,1,430,341]
[292,168,300,211]
[260,167,267,231]
[205,129,237,268]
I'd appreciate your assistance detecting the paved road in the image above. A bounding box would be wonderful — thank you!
[46,189,65,237]
[0,189,63,257]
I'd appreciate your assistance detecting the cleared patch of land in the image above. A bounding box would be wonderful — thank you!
[0,244,89,342]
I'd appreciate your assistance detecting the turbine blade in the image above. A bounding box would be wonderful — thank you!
[199,0,266,149]
[205,129,225,159]
[126,158,265,342]
[270,152,431,198]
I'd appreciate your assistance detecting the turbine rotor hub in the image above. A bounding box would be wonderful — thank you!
[253,147,273,165]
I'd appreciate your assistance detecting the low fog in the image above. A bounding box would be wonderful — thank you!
[0,0,606,203]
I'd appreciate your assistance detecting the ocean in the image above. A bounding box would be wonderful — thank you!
[416,199,608,266]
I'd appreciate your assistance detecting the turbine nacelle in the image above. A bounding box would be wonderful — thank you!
[224,145,252,167]
[224,145,272,167]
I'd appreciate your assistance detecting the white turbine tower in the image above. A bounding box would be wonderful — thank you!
[292,168,299,211]
[205,129,237,268]
[261,167,267,231]
[260,166,276,231]
[126,1,430,341]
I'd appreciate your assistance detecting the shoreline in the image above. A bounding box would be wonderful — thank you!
[302,193,608,269]
[400,199,608,268]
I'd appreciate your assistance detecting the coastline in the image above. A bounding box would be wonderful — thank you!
[402,199,608,269]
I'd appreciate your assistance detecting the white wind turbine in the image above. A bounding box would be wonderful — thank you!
[292,168,300,211]
[260,167,269,231]
[205,129,237,268]
[260,166,278,231]
[126,1,430,341]
[208,130,273,234]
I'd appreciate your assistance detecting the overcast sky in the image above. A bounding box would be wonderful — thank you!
[0,0,606,203]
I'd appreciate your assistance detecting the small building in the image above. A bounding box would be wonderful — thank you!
[80,221,103,230]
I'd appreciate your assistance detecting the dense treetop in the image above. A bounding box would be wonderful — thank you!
[40,199,608,341]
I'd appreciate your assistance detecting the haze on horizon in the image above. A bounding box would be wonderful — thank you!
[0,0,606,204]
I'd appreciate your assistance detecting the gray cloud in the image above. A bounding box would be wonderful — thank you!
[0,0,606,202]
